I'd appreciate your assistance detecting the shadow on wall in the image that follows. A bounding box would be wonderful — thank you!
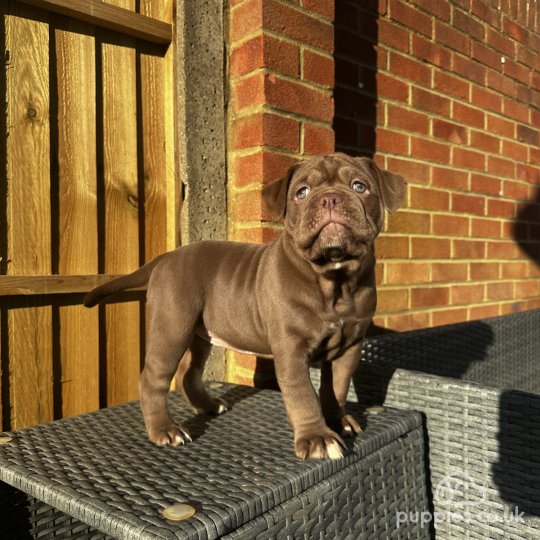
[333,0,379,157]
[513,183,540,268]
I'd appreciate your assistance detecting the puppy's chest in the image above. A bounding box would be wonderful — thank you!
[313,318,364,360]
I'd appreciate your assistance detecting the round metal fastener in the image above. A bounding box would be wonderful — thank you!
[162,503,196,521]
[366,406,385,415]
[0,436,12,445]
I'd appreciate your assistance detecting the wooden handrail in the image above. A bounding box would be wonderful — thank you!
[0,275,146,296]
[15,0,172,45]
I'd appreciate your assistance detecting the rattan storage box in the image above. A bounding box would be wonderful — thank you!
[0,384,429,539]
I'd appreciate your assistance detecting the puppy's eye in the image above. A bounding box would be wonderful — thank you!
[295,186,310,200]
[351,180,368,194]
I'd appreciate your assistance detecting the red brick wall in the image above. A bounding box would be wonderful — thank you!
[226,0,540,382]
[227,0,335,383]
[335,0,540,331]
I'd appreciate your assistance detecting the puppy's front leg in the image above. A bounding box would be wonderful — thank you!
[319,343,363,437]
[274,349,345,460]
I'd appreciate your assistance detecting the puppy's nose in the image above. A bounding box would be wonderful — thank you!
[320,193,342,209]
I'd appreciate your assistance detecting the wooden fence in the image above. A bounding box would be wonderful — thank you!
[0,0,177,430]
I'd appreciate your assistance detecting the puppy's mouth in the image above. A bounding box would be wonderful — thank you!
[311,222,353,264]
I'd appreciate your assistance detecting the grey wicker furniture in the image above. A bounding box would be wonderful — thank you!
[312,307,540,539]
[0,384,429,539]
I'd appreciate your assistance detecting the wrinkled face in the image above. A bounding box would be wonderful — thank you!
[284,155,384,269]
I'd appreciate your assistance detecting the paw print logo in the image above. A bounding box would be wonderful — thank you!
[434,470,488,508]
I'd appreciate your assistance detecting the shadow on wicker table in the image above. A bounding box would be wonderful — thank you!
[319,308,540,539]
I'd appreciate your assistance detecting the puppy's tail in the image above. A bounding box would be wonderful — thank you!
[83,257,162,307]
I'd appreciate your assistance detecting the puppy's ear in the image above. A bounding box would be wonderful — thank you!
[262,163,300,220]
[364,159,407,214]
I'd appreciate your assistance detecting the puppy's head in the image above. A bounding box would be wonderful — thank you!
[263,153,407,273]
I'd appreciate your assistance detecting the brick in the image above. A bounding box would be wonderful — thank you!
[433,71,470,100]
[377,288,409,312]
[503,99,529,123]
[452,147,486,171]
[411,0,450,20]
[263,0,333,51]
[387,105,430,134]
[516,165,540,184]
[470,262,499,280]
[471,41,503,71]
[517,124,539,146]
[486,241,520,259]
[470,304,501,319]
[471,174,502,196]
[411,35,452,68]
[411,137,451,164]
[451,284,485,304]
[453,239,486,258]
[503,59,530,85]
[376,236,410,258]
[502,140,528,162]
[471,0,501,28]
[389,0,433,37]
[486,114,515,138]
[471,86,502,113]
[375,128,409,155]
[432,119,467,144]
[231,0,264,41]
[232,188,263,221]
[432,307,469,327]
[412,88,451,116]
[411,237,451,258]
[487,282,513,300]
[487,198,516,219]
[452,102,485,129]
[454,8,486,41]
[232,72,266,111]
[386,312,431,331]
[434,21,470,55]
[378,19,410,52]
[233,113,300,151]
[502,180,529,200]
[502,15,529,44]
[472,218,501,238]
[487,155,515,179]
[376,72,409,102]
[233,226,281,243]
[501,261,529,279]
[385,157,431,185]
[302,50,334,87]
[389,52,432,87]
[265,74,333,122]
[452,54,486,85]
[386,262,430,284]
[452,193,485,215]
[386,211,431,234]
[234,150,298,186]
[301,0,333,20]
[431,262,468,282]
[515,280,540,298]
[486,70,517,99]
[411,287,450,308]
[303,122,335,154]
[470,131,500,154]
[432,214,469,237]
[410,187,449,211]
[431,166,469,190]
[486,27,516,57]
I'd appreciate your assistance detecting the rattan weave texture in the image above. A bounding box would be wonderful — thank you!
[0,384,429,539]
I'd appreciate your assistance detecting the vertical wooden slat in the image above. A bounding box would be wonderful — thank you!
[140,0,175,259]
[55,18,100,417]
[5,2,53,429]
[102,0,140,405]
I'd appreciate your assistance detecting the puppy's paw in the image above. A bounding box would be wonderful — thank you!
[295,430,346,460]
[193,397,229,416]
[149,425,192,447]
[339,414,362,438]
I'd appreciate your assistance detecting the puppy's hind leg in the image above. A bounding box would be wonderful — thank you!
[175,334,228,415]
[140,300,197,447]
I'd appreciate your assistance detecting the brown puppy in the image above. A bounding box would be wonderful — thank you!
[84,153,407,460]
